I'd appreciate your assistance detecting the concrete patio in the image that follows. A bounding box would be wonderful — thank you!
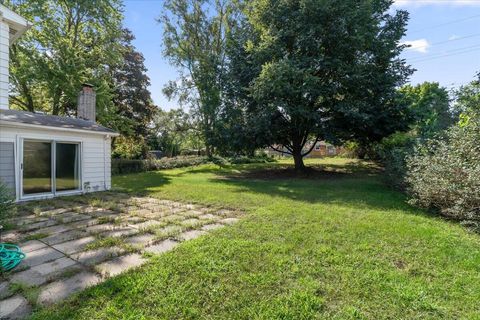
[0,192,241,319]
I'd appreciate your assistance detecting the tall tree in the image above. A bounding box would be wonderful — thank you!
[160,0,234,156]
[148,108,200,157]
[6,0,123,116]
[112,29,157,136]
[240,0,413,170]
[455,72,480,121]
[398,82,454,137]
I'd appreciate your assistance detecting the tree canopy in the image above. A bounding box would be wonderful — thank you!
[6,0,124,116]
[216,0,413,169]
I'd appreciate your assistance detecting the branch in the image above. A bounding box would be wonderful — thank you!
[301,136,320,157]
[269,145,292,155]
[9,95,29,109]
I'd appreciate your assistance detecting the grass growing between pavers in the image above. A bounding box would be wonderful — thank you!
[30,158,480,319]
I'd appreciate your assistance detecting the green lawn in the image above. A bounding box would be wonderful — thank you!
[31,158,480,319]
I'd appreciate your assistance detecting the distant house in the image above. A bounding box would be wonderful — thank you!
[305,141,343,158]
[0,5,118,201]
[266,141,343,158]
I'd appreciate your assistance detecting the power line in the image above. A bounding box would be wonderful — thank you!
[407,46,480,63]
[408,43,480,62]
[408,13,480,34]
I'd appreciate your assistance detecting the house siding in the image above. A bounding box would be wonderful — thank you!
[0,141,15,191]
[0,21,9,110]
[0,124,112,200]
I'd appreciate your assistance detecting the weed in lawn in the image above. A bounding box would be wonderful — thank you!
[10,282,41,306]
[85,236,125,251]
[154,225,184,241]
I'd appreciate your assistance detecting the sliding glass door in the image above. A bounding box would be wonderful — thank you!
[22,140,81,197]
[56,143,80,192]
[23,141,52,195]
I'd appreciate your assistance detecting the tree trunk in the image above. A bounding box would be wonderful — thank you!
[292,150,306,172]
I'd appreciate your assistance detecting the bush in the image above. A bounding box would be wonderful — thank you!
[0,181,15,224]
[406,118,480,225]
[229,154,275,164]
[111,159,148,174]
[112,154,277,175]
[374,132,416,189]
[112,156,209,175]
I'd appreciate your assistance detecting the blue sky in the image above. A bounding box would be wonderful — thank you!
[123,0,480,110]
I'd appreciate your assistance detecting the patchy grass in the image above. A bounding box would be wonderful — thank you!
[9,282,41,306]
[30,158,480,319]
[23,233,50,241]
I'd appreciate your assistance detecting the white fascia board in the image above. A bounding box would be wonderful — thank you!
[0,4,32,43]
[0,120,120,137]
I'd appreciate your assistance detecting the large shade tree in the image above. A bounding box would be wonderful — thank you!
[6,0,123,116]
[240,0,413,170]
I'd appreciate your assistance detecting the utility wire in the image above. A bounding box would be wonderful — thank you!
[407,43,480,62]
[408,13,480,34]
[407,46,480,63]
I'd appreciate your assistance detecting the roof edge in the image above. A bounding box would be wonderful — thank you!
[0,120,120,137]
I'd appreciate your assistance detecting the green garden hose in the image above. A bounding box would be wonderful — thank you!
[0,243,25,271]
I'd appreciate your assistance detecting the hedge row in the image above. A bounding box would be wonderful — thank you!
[112,155,275,175]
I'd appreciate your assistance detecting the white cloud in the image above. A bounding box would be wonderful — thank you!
[449,34,460,40]
[401,39,430,53]
[394,0,480,7]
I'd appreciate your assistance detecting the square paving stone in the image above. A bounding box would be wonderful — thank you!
[10,257,81,287]
[37,271,101,306]
[89,210,116,218]
[130,209,151,217]
[55,213,91,223]
[0,281,12,300]
[181,218,203,228]
[217,209,238,217]
[21,220,58,231]
[86,223,117,234]
[177,230,207,241]
[52,236,96,255]
[101,227,138,238]
[131,220,164,230]
[11,215,49,226]
[198,213,219,221]
[41,230,89,245]
[0,295,31,320]
[31,224,73,236]
[220,218,239,225]
[144,239,178,254]
[201,224,225,231]
[66,218,100,229]
[22,247,65,268]
[71,247,125,266]
[125,234,156,246]
[20,240,48,253]
[161,214,185,223]
[154,225,184,238]
[0,230,21,243]
[181,210,204,218]
[95,253,146,278]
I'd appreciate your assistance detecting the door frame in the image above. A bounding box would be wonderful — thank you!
[19,137,84,201]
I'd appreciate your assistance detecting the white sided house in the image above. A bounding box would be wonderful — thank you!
[0,5,118,201]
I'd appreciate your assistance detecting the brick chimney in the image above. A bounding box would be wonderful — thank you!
[77,83,96,122]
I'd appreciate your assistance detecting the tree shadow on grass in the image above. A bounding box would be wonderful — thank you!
[207,161,423,215]
[112,171,172,195]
